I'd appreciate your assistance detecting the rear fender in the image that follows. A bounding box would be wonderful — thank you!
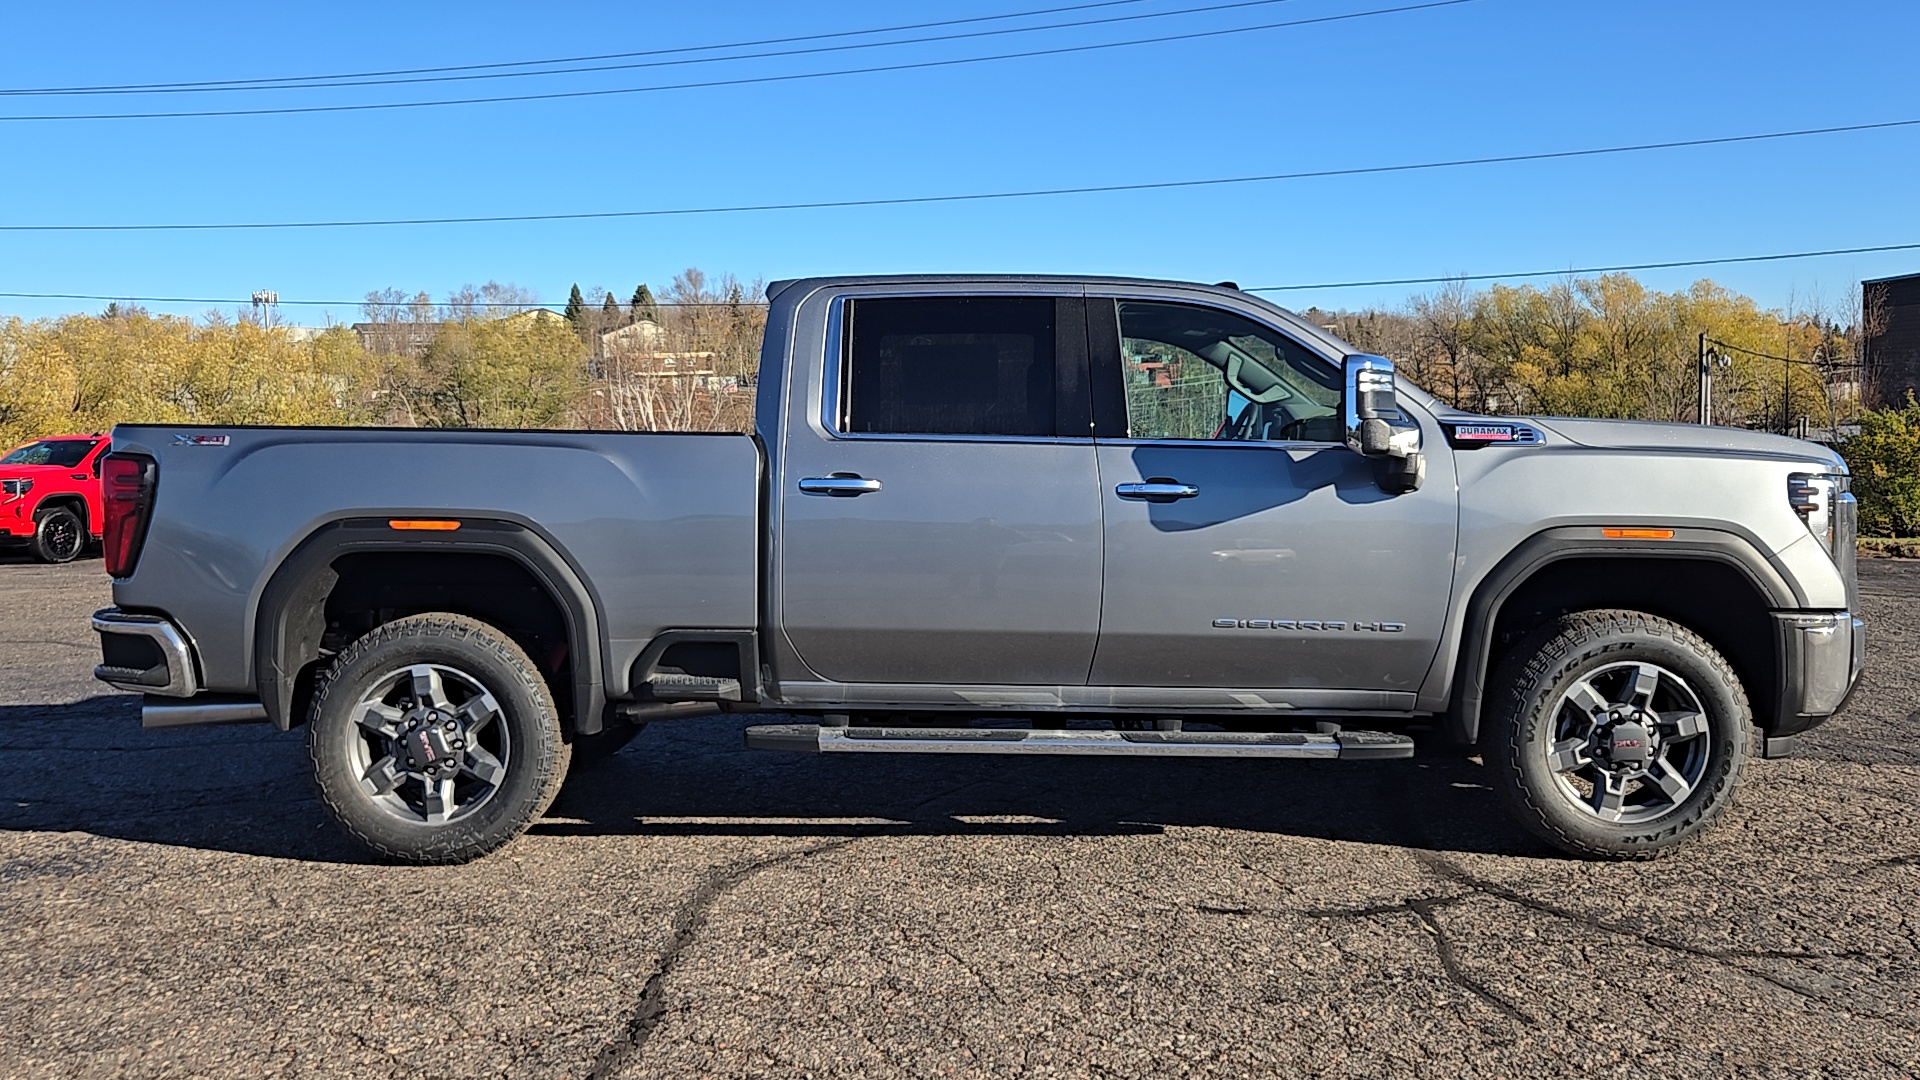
[253,518,607,733]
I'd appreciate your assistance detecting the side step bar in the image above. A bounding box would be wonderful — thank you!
[745,724,1413,760]
[646,673,743,701]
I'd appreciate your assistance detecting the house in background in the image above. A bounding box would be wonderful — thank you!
[1863,272,1920,407]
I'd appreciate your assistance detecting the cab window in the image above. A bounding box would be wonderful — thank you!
[842,297,1056,437]
[1116,301,1341,443]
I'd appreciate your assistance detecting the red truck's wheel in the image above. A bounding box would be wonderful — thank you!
[30,506,85,563]
[308,613,570,864]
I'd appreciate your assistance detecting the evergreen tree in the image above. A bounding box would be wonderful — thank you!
[629,284,658,324]
[563,284,586,326]
[601,293,621,325]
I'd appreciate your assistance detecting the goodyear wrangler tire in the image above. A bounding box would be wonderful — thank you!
[1488,609,1750,860]
[309,613,570,864]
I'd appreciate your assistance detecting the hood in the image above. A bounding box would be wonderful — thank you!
[1523,417,1845,469]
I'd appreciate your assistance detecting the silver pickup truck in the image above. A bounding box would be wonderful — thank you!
[91,275,1864,863]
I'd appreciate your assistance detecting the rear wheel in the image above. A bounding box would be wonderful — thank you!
[30,506,85,563]
[309,613,570,864]
[1488,609,1750,859]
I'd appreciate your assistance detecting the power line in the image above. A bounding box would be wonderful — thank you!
[0,0,1165,94]
[0,0,1477,122]
[0,292,756,309]
[1703,336,1860,368]
[6,116,1913,232]
[1,0,1307,97]
[1245,241,1920,292]
[7,239,1920,313]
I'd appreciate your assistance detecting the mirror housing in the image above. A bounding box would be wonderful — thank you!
[1342,354,1425,494]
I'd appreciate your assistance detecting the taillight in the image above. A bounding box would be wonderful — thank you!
[102,453,157,578]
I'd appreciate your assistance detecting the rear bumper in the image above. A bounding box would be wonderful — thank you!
[1769,610,1864,736]
[92,607,200,697]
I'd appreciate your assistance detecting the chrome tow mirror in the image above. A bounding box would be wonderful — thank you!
[1342,354,1425,494]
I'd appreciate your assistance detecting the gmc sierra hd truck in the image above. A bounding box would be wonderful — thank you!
[90,275,1864,864]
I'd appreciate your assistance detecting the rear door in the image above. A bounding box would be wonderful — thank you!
[1086,295,1457,704]
[775,290,1104,688]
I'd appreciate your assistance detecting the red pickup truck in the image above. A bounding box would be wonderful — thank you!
[0,434,106,563]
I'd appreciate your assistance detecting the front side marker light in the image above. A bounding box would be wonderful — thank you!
[388,519,461,532]
[1602,528,1675,540]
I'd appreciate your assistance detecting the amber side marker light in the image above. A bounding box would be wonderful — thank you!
[1602,527,1675,540]
[389,519,461,531]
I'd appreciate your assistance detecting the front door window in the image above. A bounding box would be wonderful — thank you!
[1118,300,1343,443]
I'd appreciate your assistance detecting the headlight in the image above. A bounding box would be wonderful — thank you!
[1788,472,1852,557]
[0,478,31,498]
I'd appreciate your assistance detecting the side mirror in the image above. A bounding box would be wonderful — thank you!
[1342,354,1425,494]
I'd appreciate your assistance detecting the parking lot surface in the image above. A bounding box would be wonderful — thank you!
[2,552,1917,1078]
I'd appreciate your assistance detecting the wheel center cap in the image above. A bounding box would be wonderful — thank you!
[398,710,465,773]
[1603,719,1652,766]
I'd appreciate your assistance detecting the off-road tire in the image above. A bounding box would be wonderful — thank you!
[309,613,570,864]
[30,506,85,563]
[1487,609,1750,860]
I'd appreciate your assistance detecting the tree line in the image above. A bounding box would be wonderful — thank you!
[1,270,1913,533]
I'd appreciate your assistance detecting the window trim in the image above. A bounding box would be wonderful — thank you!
[820,292,1094,444]
[1087,295,1349,448]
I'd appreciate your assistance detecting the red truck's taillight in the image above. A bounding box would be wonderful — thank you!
[102,453,157,578]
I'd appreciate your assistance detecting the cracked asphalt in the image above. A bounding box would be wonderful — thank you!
[2,551,1918,1078]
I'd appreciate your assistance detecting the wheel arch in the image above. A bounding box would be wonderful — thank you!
[253,517,607,736]
[33,494,90,528]
[1447,526,1797,746]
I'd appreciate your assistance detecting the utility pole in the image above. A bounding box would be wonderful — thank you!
[250,289,279,327]
[1698,333,1709,425]
[1781,328,1793,436]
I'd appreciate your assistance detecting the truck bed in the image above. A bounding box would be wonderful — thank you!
[106,425,762,698]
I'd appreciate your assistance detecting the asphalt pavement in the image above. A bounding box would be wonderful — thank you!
[2,551,1917,1078]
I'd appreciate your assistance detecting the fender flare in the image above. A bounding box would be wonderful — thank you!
[1446,525,1798,745]
[253,517,607,733]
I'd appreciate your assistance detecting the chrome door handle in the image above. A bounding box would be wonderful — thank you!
[1116,481,1199,500]
[798,476,883,496]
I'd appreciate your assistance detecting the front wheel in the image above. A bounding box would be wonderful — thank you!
[30,506,85,563]
[1488,609,1750,859]
[309,613,570,864]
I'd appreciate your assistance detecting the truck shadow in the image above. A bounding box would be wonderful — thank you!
[0,700,1535,862]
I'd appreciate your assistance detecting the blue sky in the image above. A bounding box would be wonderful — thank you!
[1,0,1915,324]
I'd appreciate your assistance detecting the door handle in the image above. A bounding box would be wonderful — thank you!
[1116,481,1200,500]
[799,475,883,496]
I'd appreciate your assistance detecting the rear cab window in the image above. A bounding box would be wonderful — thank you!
[839,296,1084,438]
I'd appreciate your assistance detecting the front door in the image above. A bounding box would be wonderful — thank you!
[1087,297,1457,703]
[777,292,1104,688]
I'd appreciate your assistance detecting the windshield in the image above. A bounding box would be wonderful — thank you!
[0,439,98,468]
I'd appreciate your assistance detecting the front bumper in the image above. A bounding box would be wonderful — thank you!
[1770,611,1865,736]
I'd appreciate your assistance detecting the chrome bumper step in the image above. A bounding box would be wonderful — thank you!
[744,724,1413,760]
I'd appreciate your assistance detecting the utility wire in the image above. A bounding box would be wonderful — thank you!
[0,292,758,309]
[1,0,1307,97]
[7,240,1920,312]
[1245,241,1920,292]
[5,116,1912,232]
[0,0,1477,122]
[0,0,1165,94]
[1703,336,1859,368]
